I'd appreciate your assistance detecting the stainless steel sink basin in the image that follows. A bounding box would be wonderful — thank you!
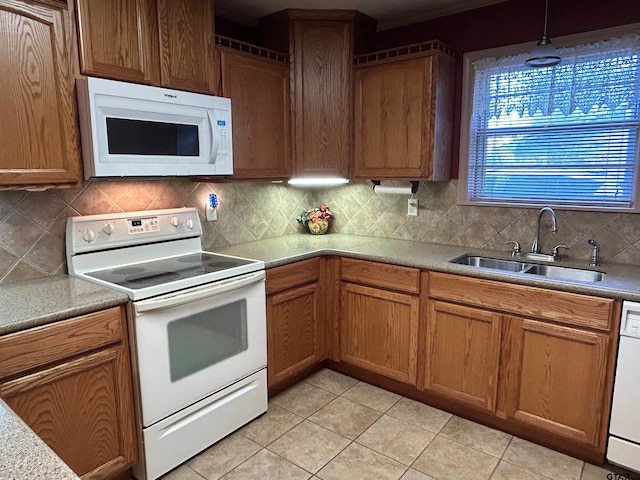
[450,255,529,272]
[450,254,605,283]
[524,264,604,283]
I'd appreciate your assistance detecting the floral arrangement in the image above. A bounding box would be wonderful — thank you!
[296,204,333,225]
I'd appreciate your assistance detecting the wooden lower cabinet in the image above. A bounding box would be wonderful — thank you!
[339,259,420,386]
[499,316,609,445]
[266,258,325,391]
[425,301,501,412]
[0,307,137,479]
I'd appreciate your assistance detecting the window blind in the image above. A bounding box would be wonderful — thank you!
[468,34,640,209]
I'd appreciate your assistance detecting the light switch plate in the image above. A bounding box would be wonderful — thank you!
[408,198,418,216]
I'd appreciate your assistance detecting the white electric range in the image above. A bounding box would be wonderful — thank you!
[66,208,267,480]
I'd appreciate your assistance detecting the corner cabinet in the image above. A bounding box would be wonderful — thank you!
[0,0,82,188]
[0,307,137,479]
[75,0,217,94]
[218,38,291,179]
[266,258,326,393]
[339,258,420,385]
[353,43,456,180]
[261,10,376,178]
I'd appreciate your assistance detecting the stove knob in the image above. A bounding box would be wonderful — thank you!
[103,223,115,235]
[186,219,194,230]
[170,216,179,227]
[82,229,96,243]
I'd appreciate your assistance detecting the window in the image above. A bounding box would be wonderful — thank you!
[460,32,640,211]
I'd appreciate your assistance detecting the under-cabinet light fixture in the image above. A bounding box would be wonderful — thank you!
[288,177,349,187]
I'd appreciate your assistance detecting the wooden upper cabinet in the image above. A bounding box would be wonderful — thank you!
[261,10,376,178]
[219,46,291,178]
[0,0,81,188]
[500,317,610,446]
[75,0,160,84]
[157,0,216,94]
[292,20,351,177]
[353,47,456,180]
[75,0,216,94]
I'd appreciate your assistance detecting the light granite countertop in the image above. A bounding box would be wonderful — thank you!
[217,233,640,301]
[0,275,128,479]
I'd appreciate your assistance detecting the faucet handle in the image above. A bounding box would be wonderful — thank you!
[506,241,521,256]
[552,244,568,260]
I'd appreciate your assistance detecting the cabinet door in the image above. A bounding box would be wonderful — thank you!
[267,282,323,388]
[501,317,609,446]
[354,57,433,179]
[341,282,419,385]
[157,0,216,94]
[0,345,137,479]
[425,301,501,412]
[0,1,81,187]
[292,20,351,177]
[220,49,291,178]
[75,0,160,84]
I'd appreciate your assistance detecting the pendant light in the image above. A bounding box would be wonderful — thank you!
[525,0,561,67]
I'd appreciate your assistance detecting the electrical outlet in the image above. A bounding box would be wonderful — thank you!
[407,198,419,216]
[206,193,218,221]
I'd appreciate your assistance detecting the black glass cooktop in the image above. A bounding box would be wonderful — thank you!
[87,253,254,290]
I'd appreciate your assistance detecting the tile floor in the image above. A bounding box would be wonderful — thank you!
[162,369,633,480]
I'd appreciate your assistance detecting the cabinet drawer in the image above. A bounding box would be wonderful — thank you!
[341,258,420,294]
[266,258,320,295]
[429,272,614,331]
[0,307,124,379]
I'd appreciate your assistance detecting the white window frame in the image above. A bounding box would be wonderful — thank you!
[458,23,640,212]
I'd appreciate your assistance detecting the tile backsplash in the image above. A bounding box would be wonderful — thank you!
[1,179,639,284]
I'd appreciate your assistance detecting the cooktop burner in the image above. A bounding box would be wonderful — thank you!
[86,252,255,290]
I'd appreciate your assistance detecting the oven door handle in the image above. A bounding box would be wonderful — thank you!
[135,271,265,314]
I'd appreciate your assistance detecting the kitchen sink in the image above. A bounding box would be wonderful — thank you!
[450,254,605,283]
[450,255,529,272]
[524,264,604,282]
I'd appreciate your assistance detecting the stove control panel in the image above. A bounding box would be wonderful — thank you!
[67,208,203,254]
[128,216,160,234]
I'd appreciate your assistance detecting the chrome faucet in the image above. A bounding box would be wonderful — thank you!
[531,207,558,254]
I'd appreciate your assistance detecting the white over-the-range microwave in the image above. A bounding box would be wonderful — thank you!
[76,77,233,179]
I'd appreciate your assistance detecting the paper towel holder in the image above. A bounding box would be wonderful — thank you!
[372,180,419,195]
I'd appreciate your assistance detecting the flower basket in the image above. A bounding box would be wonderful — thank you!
[296,204,333,235]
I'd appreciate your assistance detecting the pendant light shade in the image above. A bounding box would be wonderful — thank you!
[525,0,561,67]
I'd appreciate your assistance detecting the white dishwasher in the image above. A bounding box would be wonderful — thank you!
[608,301,640,473]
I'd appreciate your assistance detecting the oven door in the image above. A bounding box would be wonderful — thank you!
[132,270,266,426]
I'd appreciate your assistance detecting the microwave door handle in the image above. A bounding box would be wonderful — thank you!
[135,271,265,314]
[207,111,219,164]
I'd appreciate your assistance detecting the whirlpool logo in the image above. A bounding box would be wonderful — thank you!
[164,93,177,99]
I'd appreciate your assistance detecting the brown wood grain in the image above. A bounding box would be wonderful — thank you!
[429,272,614,331]
[353,51,455,180]
[502,317,609,446]
[0,307,123,379]
[157,0,216,94]
[0,0,81,186]
[425,300,501,411]
[266,258,320,295]
[0,307,137,479]
[267,282,323,388]
[340,257,420,294]
[292,20,352,177]
[219,47,291,179]
[340,282,419,385]
[75,0,160,84]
